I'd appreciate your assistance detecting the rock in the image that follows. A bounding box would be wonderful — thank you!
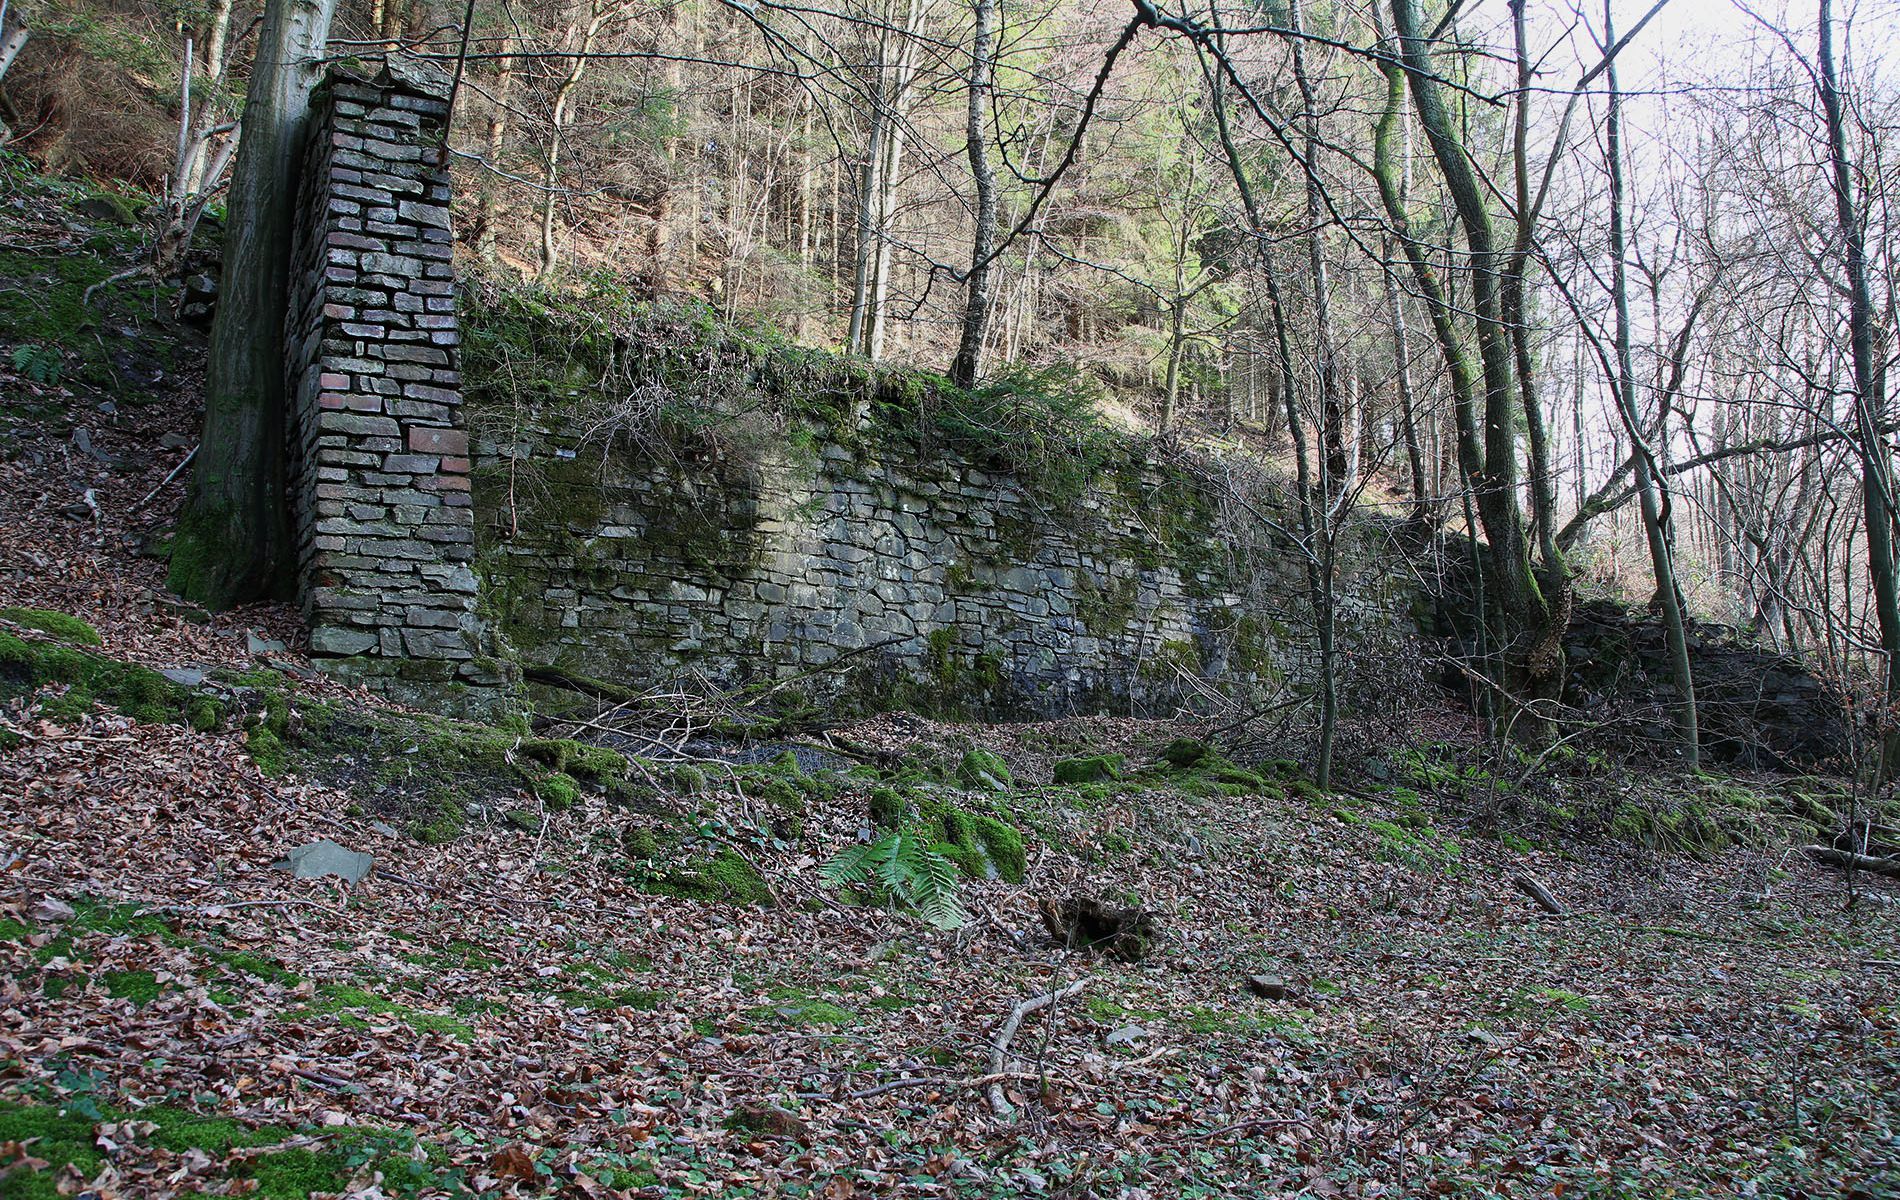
[1053,754,1125,785]
[159,667,208,688]
[1246,974,1302,1001]
[280,839,375,885]
[725,1103,808,1140]
[74,194,140,225]
[955,747,1013,792]
[1105,1023,1148,1046]
[1159,737,1213,769]
[29,897,76,924]
[155,594,214,624]
[247,630,291,655]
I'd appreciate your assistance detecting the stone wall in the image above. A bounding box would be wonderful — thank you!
[277,63,1415,719]
[286,61,504,710]
[470,404,1419,718]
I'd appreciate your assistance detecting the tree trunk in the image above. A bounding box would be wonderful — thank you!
[1605,9,1697,765]
[1385,237,1429,521]
[539,4,611,280]
[949,0,998,388]
[169,0,338,608]
[473,36,515,263]
[1384,0,1555,714]
[1818,0,1900,774]
[1287,0,1344,489]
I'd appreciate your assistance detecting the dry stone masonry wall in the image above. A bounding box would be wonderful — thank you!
[287,61,504,710]
[471,419,1418,717]
[282,60,1415,717]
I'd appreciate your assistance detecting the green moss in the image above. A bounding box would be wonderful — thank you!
[1053,754,1125,785]
[1159,738,1213,769]
[245,725,288,776]
[955,748,1012,791]
[186,694,222,732]
[927,802,1026,883]
[0,1099,436,1199]
[536,772,581,811]
[0,631,198,726]
[1607,800,1729,854]
[0,607,101,645]
[0,249,165,391]
[868,786,909,829]
[284,983,473,1039]
[410,798,467,845]
[0,1102,103,1198]
[102,969,161,1006]
[754,986,856,1028]
[650,848,774,907]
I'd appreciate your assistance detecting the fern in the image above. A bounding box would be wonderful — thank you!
[11,344,61,385]
[820,831,969,930]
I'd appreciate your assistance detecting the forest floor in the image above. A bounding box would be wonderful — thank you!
[3,161,1900,1200]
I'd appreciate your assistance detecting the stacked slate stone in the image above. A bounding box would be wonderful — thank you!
[286,59,502,710]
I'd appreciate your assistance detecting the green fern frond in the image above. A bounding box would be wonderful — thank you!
[820,831,968,930]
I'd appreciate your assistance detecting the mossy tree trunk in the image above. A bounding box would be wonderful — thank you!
[1604,10,1697,766]
[1817,0,1900,777]
[169,0,338,608]
[1380,0,1556,720]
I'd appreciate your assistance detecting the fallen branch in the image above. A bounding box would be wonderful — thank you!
[1512,874,1565,915]
[1802,845,1900,879]
[987,977,1088,1118]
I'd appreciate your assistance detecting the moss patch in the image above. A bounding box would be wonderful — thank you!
[1054,754,1125,785]
[0,608,101,646]
[281,983,473,1039]
[0,631,210,727]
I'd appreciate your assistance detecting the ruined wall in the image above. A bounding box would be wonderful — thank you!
[469,404,1418,717]
[279,64,1415,719]
[286,61,506,710]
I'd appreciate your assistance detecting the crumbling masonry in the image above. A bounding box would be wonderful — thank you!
[285,60,504,709]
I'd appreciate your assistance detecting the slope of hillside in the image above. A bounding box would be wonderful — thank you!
[4,682,1899,1198]
[2,155,1898,1200]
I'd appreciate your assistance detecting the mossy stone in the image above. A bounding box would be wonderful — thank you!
[1159,737,1213,769]
[955,747,1013,791]
[1053,754,1124,785]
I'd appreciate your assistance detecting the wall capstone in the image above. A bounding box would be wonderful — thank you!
[286,59,509,713]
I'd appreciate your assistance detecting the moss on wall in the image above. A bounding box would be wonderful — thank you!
[459,284,1415,720]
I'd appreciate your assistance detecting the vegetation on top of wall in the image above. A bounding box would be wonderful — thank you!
[461,279,1133,505]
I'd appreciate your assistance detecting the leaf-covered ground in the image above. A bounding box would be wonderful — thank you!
[3,160,1899,1199]
[3,688,1898,1198]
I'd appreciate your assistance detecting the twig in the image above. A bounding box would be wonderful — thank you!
[131,446,196,511]
[987,977,1088,1118]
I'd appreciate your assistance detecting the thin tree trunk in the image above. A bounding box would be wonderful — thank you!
[1203,49,1336,788]
[1385,0,1554,712]
[539,3,611,280]
[1605,9,1697,765]
[170,0,339,608]
[1818,0,1900,775]
[949,0,998,388]
[1386,237,1428,521]
[474,36,515,262]
[1288,0,1344,488]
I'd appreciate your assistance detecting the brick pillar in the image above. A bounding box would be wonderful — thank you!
[287,59,508,712]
